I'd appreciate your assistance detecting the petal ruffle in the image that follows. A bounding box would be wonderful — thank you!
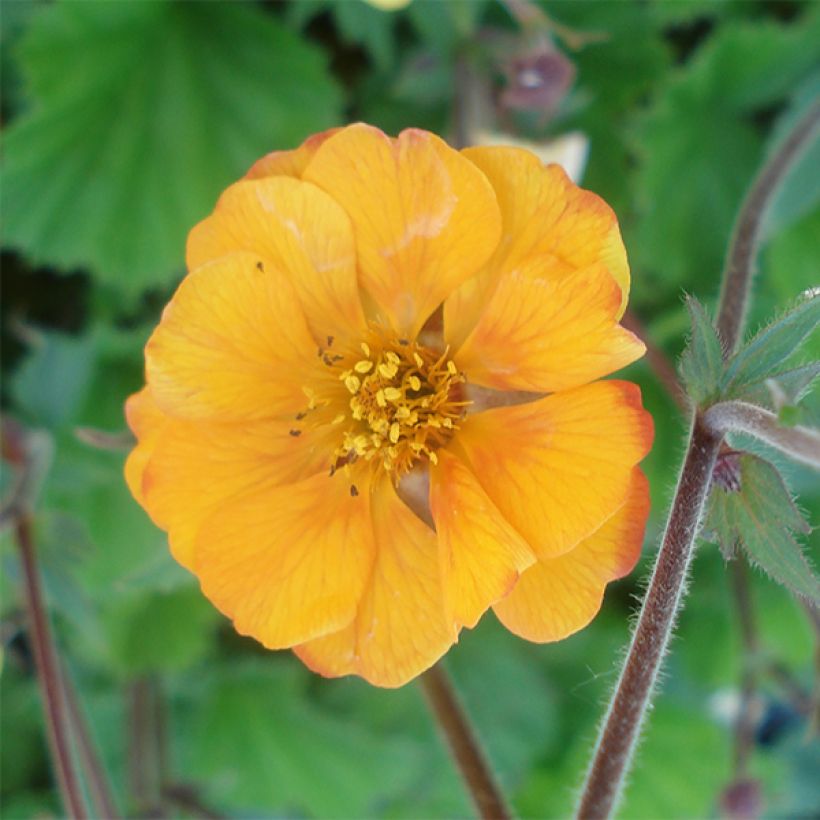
[494,469,649,641]
[244,128,341,180]
[295,475,456,687]
[187,176,366,342]
[124,387,167,506]
[140,416,335,570]
[429,449,536,629]
[193,470,376,649]
[146,252,319,422]
[445,146,629,350]
[303,124,502,337]
[454,381,653,560]
[454,262,645,393]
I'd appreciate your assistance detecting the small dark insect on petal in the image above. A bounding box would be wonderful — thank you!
[350,484,359,497]
[256,261,264,271]
[327,335,335,347]
[289,429,302,437]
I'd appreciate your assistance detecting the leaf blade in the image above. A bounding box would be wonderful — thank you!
[707,453,819,604]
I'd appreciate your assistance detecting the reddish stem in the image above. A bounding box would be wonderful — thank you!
[420,665,512,820]
[17,515,87,819]
[576,418,723,818]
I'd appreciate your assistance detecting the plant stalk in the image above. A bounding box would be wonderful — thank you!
[703,400,820,469]
[16,514,88,819]
[716,101,820,355]
[62,663,120,819]
[420,665,512,820]
[576,418,723,818]
[576,93,820,820]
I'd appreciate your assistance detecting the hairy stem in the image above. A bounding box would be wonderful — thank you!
[576,96,820,820]
[716,101,820,355]
[703,400,820,469]
[16,515,88,819]
[420,665,512,820]
[576,418,723,818]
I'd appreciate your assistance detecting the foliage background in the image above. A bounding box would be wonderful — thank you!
[1,1,818,817]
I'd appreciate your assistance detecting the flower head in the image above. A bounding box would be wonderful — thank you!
[126,124,653,687]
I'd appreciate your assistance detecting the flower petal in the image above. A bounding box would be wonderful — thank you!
[244,128,341,180]
[124,387,167,506]
[146,252,319,421]
[140,417,335,569]
[454,262,645,393]
[187,176,366,342]
[494,469,649,641]
[445,146,629,350]
[454,381,653,560]
[429,449,536,629]
[303,123,502,337]
[295,476,456,687]
[193,470,376,649]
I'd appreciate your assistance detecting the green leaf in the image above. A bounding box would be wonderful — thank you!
[10,329,98,429]
[632,11,820,295]
[1,1,342,295]
[104,584,218,675]
[732,362,820,409]
[679,297,724,406]
[333,1,397,71]
[763,70,820,239]
[722,293,820,393]
[706,453,819,604]
[407,0,486,56]
[550,0,671,214]
[762,209,820,308]
[177,661,423,818]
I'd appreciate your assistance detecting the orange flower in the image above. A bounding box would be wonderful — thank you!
[125,124,653,688]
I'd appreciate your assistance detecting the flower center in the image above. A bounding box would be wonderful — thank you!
[327,336,468,477]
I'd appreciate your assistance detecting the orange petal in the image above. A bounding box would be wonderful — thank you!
[295,476,456,687]
[454,262,645,393]
[146,252,319,422]
[140,417,335,570]
[303,124,502,337]
[244,128,341,180]
[124,387,168,506]
[193,469,376,649]
[429,449,536,629]
[494,469,649,642]
[187,176,366,342]
[454,381,653,560]
[445,146,629,350]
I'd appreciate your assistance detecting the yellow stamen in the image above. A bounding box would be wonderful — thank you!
[312,331,469,478]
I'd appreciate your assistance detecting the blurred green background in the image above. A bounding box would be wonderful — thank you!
[1,1,818,817]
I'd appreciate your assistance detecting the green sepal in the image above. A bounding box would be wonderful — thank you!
[721,292,820,394]
[679,297,724,406]
[731,360,820,409]
[706,452,819,604]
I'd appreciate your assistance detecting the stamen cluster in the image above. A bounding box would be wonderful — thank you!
[333,338,467,476]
